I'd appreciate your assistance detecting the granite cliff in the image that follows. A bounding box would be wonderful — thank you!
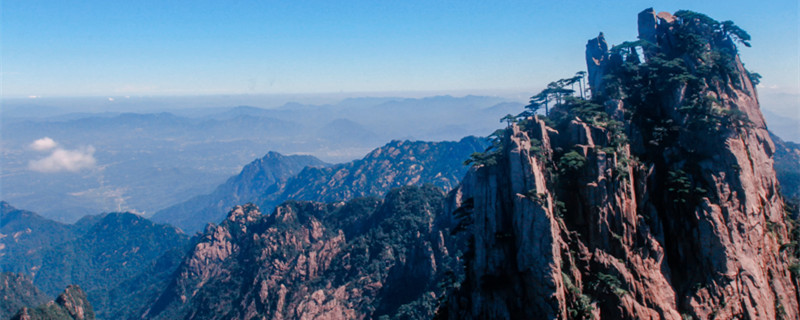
[439,8,800,319]
[144,185,459,319]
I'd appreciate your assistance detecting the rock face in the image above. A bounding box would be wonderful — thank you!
[441,9,799,319]
[145,185,460,320]
[11,285,94,320]
[585,32,608,92]
[154,137,488,233]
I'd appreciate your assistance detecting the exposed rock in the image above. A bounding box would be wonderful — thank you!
[145,185,459,320]
[585,33,609,93]
[0,273,50,319]
[441,8,799,320]
[11,285,94,320]
[637,8,658,44]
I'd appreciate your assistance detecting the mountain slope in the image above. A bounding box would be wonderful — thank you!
[278,137,487,204]
[144,185,460,320]
[439,8,799,319]
[154,137,488,233]
[152,152,328,233]
[0,202,76,278]
[772,132,800,199]
[1,273,50,320]
[0,205,191,319]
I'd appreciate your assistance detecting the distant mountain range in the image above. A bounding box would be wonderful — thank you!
[3,7,800,320]
[0,135,487,318]
[1,95,520,223]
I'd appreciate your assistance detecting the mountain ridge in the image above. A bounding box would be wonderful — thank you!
[153,136,488,233]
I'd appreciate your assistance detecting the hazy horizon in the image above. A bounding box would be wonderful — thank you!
[3,1,798,97]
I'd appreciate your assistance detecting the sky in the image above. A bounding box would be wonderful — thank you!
[2,0,799,100]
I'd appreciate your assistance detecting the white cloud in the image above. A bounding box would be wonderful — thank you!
[30,137,58,151]
[28,140,97,173]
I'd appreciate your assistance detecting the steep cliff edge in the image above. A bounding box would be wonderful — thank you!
[440,8,799,319]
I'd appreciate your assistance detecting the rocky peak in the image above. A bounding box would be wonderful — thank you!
[145,185,458,319]
[224,203,261,225]
[11,285,94,320]
[0,273,50,319]
[637,8,658,44]
[585,32,608,92]
[53,286,92,320]
[441,8,799,319]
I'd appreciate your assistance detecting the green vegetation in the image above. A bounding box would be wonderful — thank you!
[525,76,582,116]
[11,285,95,320]
[666,169,706,205]
[590,272,628,298]
[464,129,506,167]
[784,198,800,280]
[0,204,190,319]
[559,151,587,174]
[0,273,50,319]
[561,272,594,319]
[149,185,457,320]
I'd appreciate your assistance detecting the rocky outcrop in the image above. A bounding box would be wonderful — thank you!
[1,273,50,319]
[441,8,799,320]
[145,185,459,320]
[11,285,94,320]
[585,33,608,93]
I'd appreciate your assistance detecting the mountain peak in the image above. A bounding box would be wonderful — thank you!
[11,285,94,320]
[225,203,261,225]
[440,8,799,319]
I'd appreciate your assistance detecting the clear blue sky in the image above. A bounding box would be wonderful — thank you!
[2,0,798,98]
